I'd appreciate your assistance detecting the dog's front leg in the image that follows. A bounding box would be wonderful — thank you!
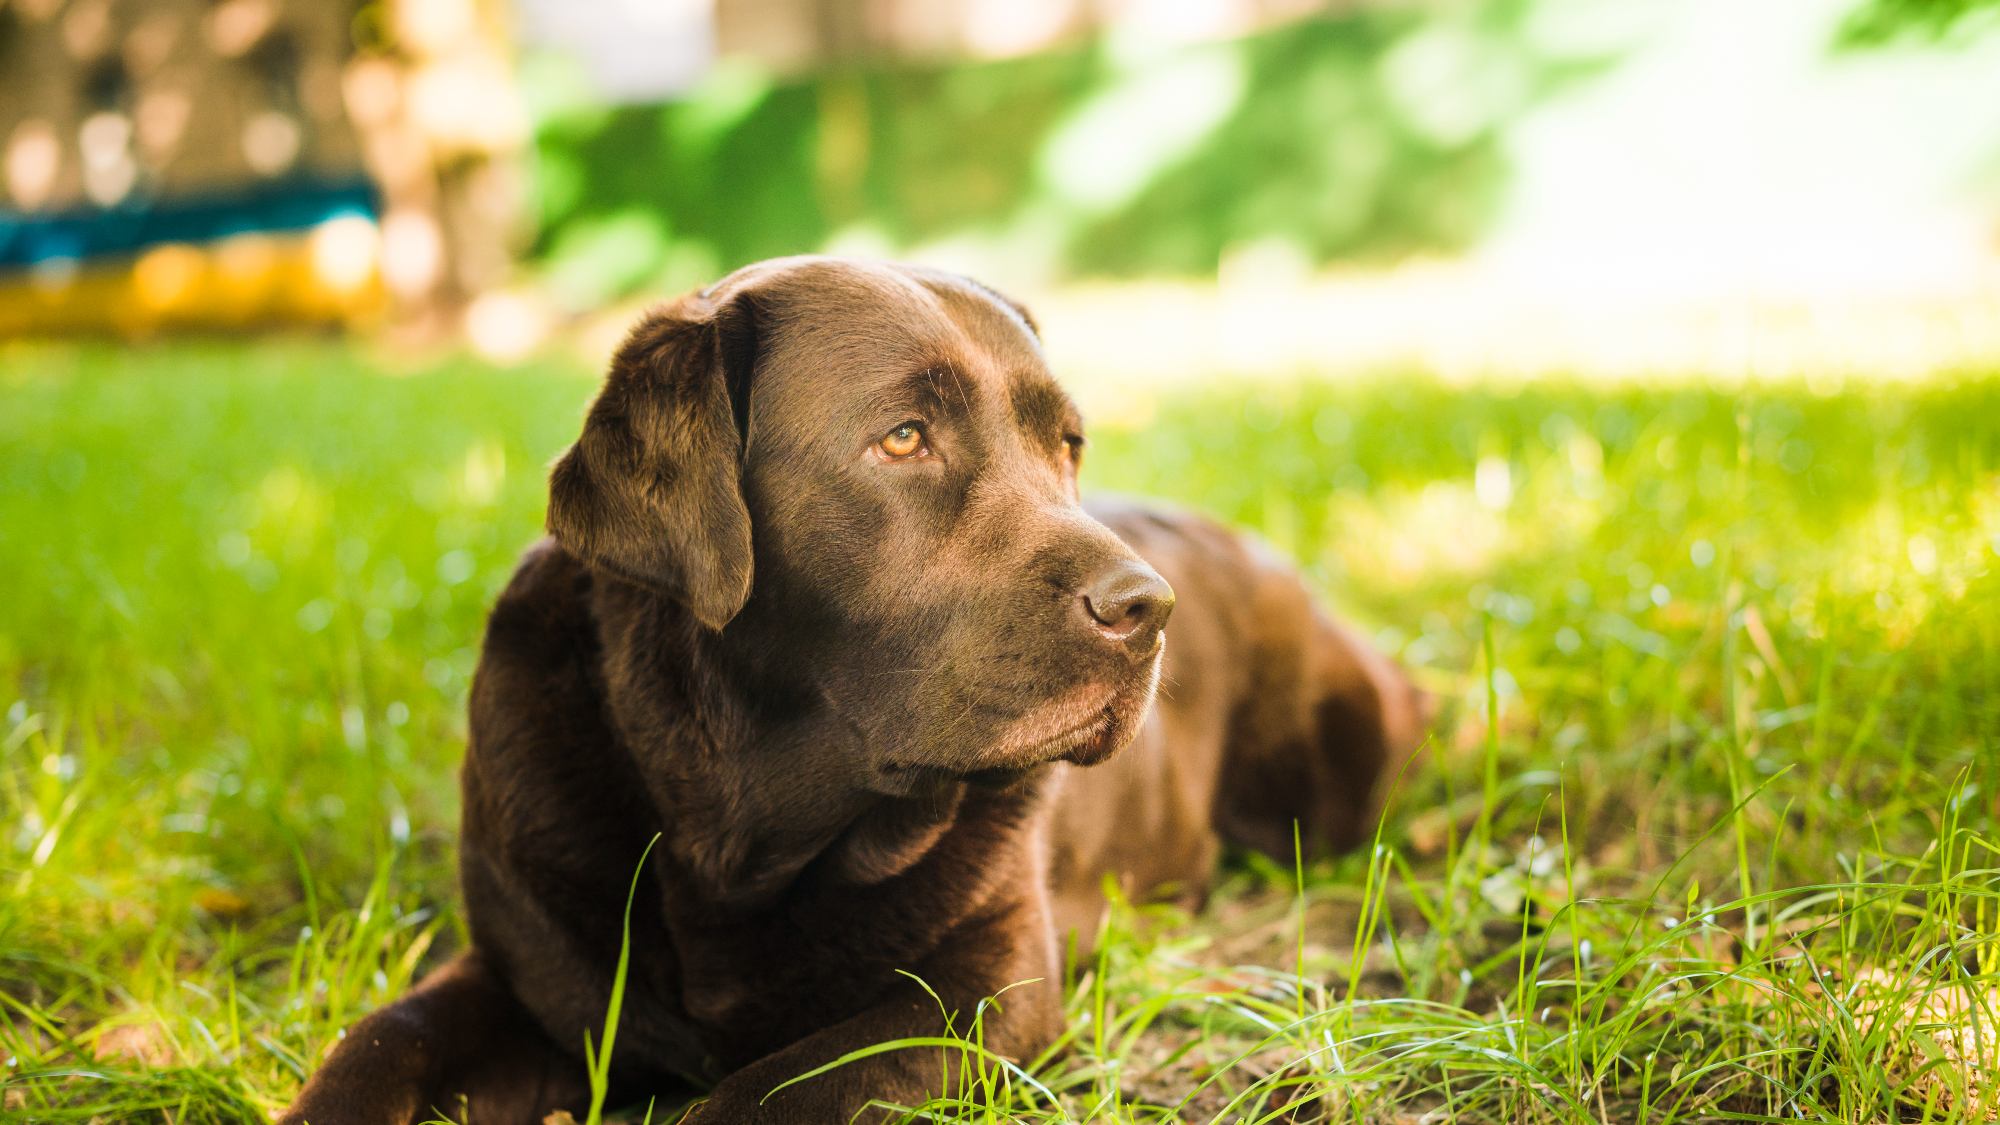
[278,948,589,1125]
[688,962,1064,1125]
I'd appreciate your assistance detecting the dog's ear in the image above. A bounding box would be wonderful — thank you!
[547,291,760,630]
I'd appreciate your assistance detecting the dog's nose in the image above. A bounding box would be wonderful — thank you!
[1081,560,1174,655]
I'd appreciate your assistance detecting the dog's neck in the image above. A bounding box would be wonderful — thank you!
[593,577,1018,908]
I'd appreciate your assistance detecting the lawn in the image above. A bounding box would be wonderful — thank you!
[2,339,1997,1123]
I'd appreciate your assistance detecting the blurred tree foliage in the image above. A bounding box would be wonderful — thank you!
[1839,0,2000,44]
[1069,18,1499,276]
[523,6,1606,304]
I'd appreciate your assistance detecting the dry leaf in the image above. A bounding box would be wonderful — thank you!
[94,1021,175,1067]
[195,888,251,917]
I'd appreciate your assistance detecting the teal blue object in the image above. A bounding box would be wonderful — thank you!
[0,177,377,268]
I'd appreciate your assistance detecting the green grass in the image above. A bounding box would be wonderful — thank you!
[3,339,1997,1122]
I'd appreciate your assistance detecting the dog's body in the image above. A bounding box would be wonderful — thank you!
[280,258,1422,1125]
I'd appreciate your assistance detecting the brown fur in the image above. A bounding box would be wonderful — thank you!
[278,257,1425,1125]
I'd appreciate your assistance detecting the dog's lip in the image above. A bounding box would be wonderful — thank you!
[1016,708,1113,760]
[986,683,1116,759]
[876,670,1157,777]
[877,702,1116,779]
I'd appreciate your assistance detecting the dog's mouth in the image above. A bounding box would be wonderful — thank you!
[985,682,1111,763]
[984,666,1157,770]
[876,700,1126,790]
[871,650,1162,783]
[1025,707,1117,764]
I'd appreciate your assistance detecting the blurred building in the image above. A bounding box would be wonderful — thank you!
[0,0,525,337]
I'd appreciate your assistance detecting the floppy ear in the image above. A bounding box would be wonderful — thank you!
[546,292,757,630]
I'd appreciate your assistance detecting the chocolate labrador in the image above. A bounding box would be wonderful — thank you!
[279,257,1424,1125]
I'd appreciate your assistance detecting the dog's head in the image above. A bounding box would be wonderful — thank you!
[548,256,1172,785]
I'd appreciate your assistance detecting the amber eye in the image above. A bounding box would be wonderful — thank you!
[880,423,925,459]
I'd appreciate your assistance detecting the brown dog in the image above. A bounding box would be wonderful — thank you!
[279,257,1424,1125]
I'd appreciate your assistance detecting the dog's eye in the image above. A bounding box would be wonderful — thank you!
[879,423,926,459]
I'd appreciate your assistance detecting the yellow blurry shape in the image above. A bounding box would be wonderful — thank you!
[132,243,205,311]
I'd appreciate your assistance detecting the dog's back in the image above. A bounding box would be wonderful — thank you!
[1046,499,1427,943]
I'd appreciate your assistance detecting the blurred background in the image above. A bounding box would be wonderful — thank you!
[7,0,2000,392]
